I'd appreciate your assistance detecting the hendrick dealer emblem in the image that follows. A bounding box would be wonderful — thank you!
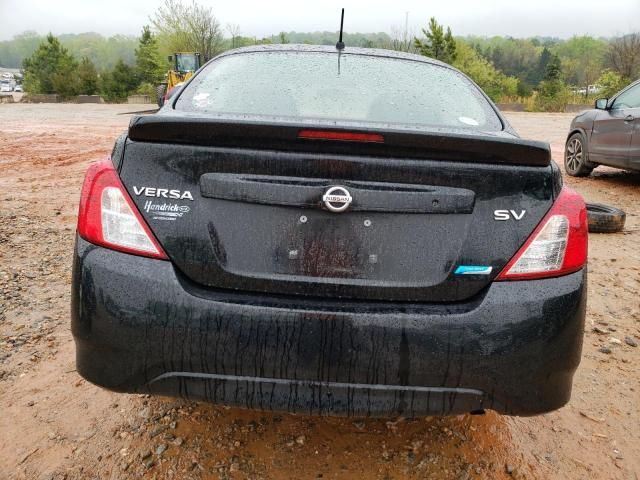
[322,186,352,213]
[143,200,190,221]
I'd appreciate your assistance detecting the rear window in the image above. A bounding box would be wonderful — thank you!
[175,51,503,131]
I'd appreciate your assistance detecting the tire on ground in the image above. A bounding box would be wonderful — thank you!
[156,84,167,108]
[586,203,626,233]
[564,132,594,177]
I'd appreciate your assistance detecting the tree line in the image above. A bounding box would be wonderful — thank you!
[20,28,164,102]
[3,0,639,109]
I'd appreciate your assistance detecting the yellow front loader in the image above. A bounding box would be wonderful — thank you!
[157,52,201,107]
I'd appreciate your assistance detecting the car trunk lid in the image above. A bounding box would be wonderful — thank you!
[118,116,556,302]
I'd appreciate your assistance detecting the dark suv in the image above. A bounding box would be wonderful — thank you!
[72,45,588,417]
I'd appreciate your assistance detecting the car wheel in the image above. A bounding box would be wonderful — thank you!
[156,84,167,108]
[565,133,593,177]
[586,203,626,233]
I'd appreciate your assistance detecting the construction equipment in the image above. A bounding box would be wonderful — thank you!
[157,52,202,107]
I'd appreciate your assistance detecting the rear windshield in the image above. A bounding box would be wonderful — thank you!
[175,51,503,131]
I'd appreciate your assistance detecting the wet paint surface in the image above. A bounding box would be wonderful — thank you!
[72,236,585,416]
[119,140,555,302]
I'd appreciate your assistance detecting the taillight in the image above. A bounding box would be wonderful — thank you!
[298,129,384,143]
[77,159,168,260]
[496,187,587,281]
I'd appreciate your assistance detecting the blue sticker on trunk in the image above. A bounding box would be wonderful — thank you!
[454,265,493,275]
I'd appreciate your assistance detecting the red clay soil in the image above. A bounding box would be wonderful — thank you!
[0,105,638,480]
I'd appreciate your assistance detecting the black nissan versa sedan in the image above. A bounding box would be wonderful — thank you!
[72,45,588,417]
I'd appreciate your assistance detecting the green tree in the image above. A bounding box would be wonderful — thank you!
[277,32,290,44]
[60,32,137,70]
[2,31,138,71]
[444,27,456,63]
[486,38,539,82]
[51,71,80,98]
[452,40,518,101]
[596,69,627,98]
[135,26,163,84]
[414,17,457,64]
[556,36,607,96]
[535,54,568,111]
[100,59,139,102]
[22,33,78,96]
[516,77,533,97]
[151,0,223,61]
[530,47,552,86]
[606,33,640,80]
[543,54,562,81]
[77,56,98,94]
[0,31,42,68]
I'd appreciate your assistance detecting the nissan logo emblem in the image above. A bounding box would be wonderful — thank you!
[322,186,352,213]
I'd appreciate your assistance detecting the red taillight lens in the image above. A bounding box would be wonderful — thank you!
[298,129,384,143]
[77,159,168,260]
[496,187,587,281]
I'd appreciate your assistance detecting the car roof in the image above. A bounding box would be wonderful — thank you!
[213,44,452,70]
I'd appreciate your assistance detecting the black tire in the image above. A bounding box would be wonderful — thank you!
[565,132,594,177]
[586,203,626,233]
[156,84,167,107]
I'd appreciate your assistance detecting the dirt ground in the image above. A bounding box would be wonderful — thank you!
[0,105,638,480]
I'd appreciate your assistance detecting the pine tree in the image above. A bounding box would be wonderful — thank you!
[101,59,139,101]
[444,27,457,63]
[135,26,163,85]
[77,56,98,95]
[536,53,567,111]
[22,33,78,95]
[529,47,552,86]
[414,18,457,64]
[543,54,562,81]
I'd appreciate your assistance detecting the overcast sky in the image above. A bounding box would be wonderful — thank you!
[1,0,638,41]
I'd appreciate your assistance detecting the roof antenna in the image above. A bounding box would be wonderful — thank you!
[336,8,345,50]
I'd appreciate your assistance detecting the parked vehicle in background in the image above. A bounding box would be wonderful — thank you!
[72,45,588,418]
[14,85,23,92]
[571,84,601,96]
[156,52,201,107]
[0,83,13,93]
[565,79,640,176]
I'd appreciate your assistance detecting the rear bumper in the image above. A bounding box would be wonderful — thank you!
[72,236,586,417]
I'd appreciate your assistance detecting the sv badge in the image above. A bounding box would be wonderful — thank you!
[494,209,526,221]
